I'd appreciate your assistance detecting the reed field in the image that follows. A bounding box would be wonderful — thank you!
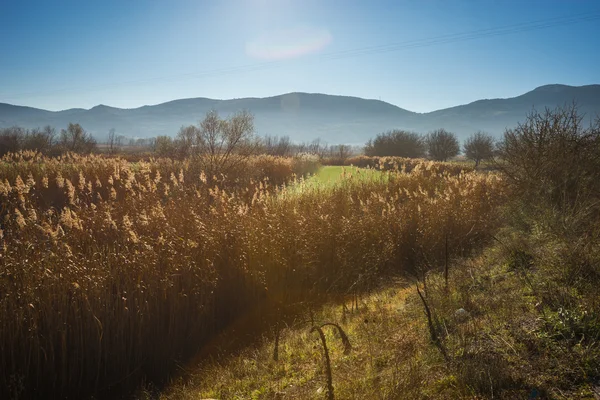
[0,151,505,399]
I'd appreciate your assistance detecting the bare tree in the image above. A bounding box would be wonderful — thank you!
[276,136,292,156]
[1,125,59,156]
[497,104,600,218]
[116,134,125,149]
[306,138,329,159]
[426,129,460,161]
[60,123,97,153]
[107,128,118,154]
[175,110,258,176]
[0,127,23,156]
[22,128,50,153]
[41,125,56,148]
[463,131,495,167]
[176,125,200,158]
[154,135,176,158]
[329,144,353,162]
[262,135,292,156]
[296,141,308,154]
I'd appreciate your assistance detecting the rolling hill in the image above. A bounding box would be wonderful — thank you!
[1,84,599,144]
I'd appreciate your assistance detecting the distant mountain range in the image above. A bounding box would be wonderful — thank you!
[1,84,599,144]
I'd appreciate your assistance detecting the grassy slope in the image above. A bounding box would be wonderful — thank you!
[155,246,600,400]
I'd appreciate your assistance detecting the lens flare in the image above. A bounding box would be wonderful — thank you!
[246,26,332,60]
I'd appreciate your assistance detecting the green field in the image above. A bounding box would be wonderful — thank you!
[287,165,388,195]
[314,165,385,183]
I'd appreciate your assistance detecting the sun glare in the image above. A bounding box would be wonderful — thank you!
[245,26,332,60]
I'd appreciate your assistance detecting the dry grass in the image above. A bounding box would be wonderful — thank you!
[0,152,504,399]
[158,241,600,400]
[343,155,474,174]
[155,283,426,400]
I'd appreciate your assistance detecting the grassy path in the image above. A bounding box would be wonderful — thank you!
[284,165,388,195]
[152,282,425,399]
[309,166,385,185]
[152,244,596,400]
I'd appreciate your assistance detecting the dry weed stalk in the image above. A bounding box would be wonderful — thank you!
[310,322,352,400]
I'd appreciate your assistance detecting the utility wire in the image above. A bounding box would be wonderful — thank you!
[2,12,599,100]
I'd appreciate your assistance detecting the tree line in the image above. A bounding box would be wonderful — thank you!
[0,113,360,162]
[153,111,359,161]
[0,123,97,157]
[365,128,496,166]
[1,112,494,166]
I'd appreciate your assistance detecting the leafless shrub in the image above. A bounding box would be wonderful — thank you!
[463,131,495,167]
[426,129,460,161]
[59,123,97,153]
[497,104,600,234]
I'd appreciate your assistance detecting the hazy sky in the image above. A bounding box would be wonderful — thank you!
[1,0,599,112]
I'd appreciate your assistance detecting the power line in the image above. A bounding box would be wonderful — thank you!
[320,13,600,61]
[2,12,599,100]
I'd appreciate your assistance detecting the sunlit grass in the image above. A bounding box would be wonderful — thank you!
[311,166,386,184]
[159,283,428,400]
[284,165,388,196]
[159,240,600,399]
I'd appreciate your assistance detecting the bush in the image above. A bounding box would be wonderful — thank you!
[497,104,600,234]
[426,129,460,161]
[463,131,495,167]
[0,127,23,157]
[364,130,426,158]
[176,110,259,178]
[59,123,97,154]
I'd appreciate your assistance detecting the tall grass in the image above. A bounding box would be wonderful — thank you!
[345,154,468,168]
[0,152,504,398]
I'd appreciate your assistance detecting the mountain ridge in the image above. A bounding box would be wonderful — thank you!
[1,84,599,144]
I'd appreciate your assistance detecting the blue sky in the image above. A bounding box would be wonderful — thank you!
[1,0,599,112]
